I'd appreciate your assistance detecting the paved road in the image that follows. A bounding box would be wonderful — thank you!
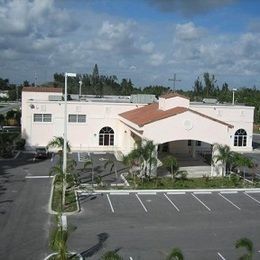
[0,102,20,115]
[0,152,53,260]
[69,190,260,260]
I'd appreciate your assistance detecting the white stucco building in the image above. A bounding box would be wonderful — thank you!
[21,87,254,176]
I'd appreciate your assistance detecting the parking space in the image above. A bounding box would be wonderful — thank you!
[79,190,260,216]
[71,190,260,259]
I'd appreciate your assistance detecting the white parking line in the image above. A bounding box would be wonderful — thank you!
[110,192,129,195]
[244,192,260,205]
[191,193,211,211]
[129,257,133,260]
[220,191,238,194]
[163,193,180,212]
[245,190,260,194]
[106,194,115,213]
[25,176,53,179]
[193,191,212,194]
[218,193,241,210]
[167,191,186,195]
[135,194,148,212]
[217,252,226,260]
[137,192,156,195]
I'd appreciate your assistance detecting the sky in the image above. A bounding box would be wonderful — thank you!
[1,0,260,90]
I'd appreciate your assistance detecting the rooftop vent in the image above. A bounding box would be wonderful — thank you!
[202,98,218,104]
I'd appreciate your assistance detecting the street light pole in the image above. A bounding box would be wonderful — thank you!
[63,72,76,174]
[79,80,82,97]
[232,88,237,105]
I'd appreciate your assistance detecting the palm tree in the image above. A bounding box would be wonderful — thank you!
[101,250,123,260]
[232,153,254,180]
[124,139,157,178]
[166,247,184,260]
[213,144,233,177]
[235,237,254,260]
[162,155,179,179]
[50,215,68,260]
[47,136,71,166]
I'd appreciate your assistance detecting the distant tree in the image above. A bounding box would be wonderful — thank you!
[193,77,203,97]
[203,72,217,97]
[0,78,9,90]
[23,80,30,87]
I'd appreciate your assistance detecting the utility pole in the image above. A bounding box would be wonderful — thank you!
[34,72,37,87]
[168,73,181,91]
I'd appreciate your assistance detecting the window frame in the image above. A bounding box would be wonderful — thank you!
[33,113,52,123]
[234,129,247,147]
[68,114,86,123]
[99,127,114,146]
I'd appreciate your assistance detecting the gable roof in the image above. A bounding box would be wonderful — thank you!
[119,102,233,128]
[22,87,63,93]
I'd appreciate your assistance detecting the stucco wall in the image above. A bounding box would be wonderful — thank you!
[22,91,143,153]
[143,110,232,146]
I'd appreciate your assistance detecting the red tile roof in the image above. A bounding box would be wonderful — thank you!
[160,92,189,100]
[22,87,63,93]
[120,102,233,128]
[120,103,188,127]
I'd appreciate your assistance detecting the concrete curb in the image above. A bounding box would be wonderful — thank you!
[48,176,80,216]
[84,187,260,194]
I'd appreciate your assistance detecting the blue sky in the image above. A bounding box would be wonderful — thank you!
[1,0,260,89]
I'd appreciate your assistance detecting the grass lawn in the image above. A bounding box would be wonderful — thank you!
[51,175,78,213]
[127,176,260,189]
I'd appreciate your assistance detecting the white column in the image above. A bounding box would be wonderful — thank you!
[211,144,223,177]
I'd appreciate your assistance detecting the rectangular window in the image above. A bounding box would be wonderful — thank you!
[188,140,191,146]
[68,114,86,123]
[78,115,86,123]
[68,114,77,123]
[34,114,42,122]
[33,113,52,122]
[43,114,52,122]
[196,141,201,146]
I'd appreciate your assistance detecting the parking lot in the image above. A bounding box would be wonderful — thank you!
[68,190,260,259]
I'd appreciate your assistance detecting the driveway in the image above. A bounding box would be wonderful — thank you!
[0,152,53,260]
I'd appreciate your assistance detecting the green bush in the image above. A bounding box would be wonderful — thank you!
[15,138,25,150]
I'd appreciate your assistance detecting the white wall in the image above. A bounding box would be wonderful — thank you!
[143,110,232,146]
[22,91,143,153]
[190,104,254,151]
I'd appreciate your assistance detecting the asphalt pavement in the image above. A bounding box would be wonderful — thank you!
[69,190,260,260]
[0,152,53,260]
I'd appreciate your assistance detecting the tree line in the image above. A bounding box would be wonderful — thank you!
[1,65,260,123]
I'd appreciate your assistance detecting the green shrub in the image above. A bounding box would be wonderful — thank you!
[15,138,25,150]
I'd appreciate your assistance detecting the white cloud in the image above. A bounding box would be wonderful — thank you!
[149,53,165,66]
[175,22,205,41]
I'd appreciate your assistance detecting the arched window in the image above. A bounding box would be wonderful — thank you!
[99,127,114,146]
[234,129,247,147]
